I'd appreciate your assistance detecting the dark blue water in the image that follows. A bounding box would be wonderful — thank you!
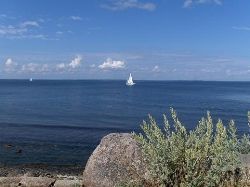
[0,80,250,167]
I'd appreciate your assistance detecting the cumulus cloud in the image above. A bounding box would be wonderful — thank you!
[40,64,49,72]
[20,63,51,73]
[0,25,27,35]
[0,20,46,39]
[70,16,83,21]
[184,0,222,8]
[21,63,39,73]
[56,56,82,72]
[8,34,48,40]
[102,0,156,11]
[98,58,125,70]
[3,58,51,73]
[5,58,14,66]
[3,55,83,74]
[56,63,66,71]
[20,21,39,28]
[152,65,160,72]
[4,58,18,72]
[69,55,82,69]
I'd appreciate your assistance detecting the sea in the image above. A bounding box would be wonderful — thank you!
[0,80,250,167]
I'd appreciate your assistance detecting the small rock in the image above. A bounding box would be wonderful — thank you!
[19,176,56,187]
[54,179,82,187]
[23,172,35,177]
[16,149,22,154]
[3,144,13,148]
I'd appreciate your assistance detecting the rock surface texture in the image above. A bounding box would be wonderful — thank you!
[82,133,151,187]
[0,175,82,187]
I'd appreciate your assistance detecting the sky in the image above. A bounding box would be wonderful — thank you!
[0,0,250,80]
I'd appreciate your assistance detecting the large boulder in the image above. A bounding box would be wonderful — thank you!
[82,133,151,187]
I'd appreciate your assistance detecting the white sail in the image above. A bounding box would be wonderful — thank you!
[126,73,135,86]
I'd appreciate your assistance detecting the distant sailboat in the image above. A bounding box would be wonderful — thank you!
[126,73,135,86]
[29,78,33,82]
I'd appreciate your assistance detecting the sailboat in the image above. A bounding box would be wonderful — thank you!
[126,73,135,86]
[29,78,33,82]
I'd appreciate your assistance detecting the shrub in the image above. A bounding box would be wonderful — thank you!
[133,108,242,187]
[238,112,250,154]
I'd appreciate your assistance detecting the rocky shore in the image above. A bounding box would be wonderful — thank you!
[0,164,83,177]
[0,175,82,187]
[0,133,139,187]
[0,151,83,187]
[0,164,82,187]
[1,133,250,186]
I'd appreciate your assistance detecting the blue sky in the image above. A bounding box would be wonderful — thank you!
[0,0,250,80]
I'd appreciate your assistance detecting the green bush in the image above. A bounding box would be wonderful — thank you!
[133,108,243,187]
[238,112,250,154]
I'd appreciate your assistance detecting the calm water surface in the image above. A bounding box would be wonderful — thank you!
[0,80,250,166]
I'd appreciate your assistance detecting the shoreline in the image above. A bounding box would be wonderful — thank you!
[0,163,83,177]
[0,164,83,186]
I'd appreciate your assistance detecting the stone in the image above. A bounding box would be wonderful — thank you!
[19,176,56,187]
[3,144,13,148]
[0,176,82,187]
[82,133,151,187]
[16,149,22,154]
[54,179,82,187]
[0,177,21,187]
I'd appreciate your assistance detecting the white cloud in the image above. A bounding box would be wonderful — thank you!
[232,26,250,31]
[184,0,192,7]
[4,58,18,72]
[99,58,125,70]
[69,55,82,69]
[56,63,66,71]
[201,68,220,73]
[70,16,83,21]
[55,56,82,72]
[184,0,222,8]
[0,25,27,35]
[21,63,51,73]
[21,63,39,73]
[20,21,39,28]
[3,55,83,74]
[152,65,160,72]
[102,0,156,11]
[3,58,51,73]
[0,20,46,40]
[40,64,49,72]
[5,58,14,66]
[7,34,48,40]
[56,31,63,35]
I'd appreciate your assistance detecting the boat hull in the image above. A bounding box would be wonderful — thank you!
[126,82,135,86]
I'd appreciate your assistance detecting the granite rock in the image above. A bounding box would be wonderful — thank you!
[83,133,151,187]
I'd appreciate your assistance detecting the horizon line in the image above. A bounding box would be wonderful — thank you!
[1,78,250,82]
